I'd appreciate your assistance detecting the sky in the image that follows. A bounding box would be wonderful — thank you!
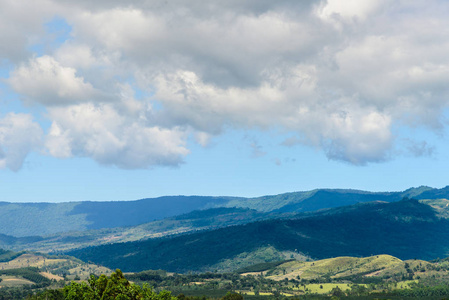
[1,0,449,202]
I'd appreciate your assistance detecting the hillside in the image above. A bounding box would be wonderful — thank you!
[262,255,414,281]
[124,254,449,298]
[66,199,449,273]
[0,207,276,252]
[0,249,112,291]
[4,251,449,299]
[1,186,448,237]
[0,196,233,236]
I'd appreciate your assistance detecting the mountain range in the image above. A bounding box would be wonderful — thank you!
[2,185,449,274]
[66,198,449,273]
[0,185,441,237]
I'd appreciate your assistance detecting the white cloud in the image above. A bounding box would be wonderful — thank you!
[45,102,189,168]
[0,113,43,171]
[2,0,449,168]
[317,0,391,23]
[322,110,393,164]
[152,68,394,164]
[8,55,102,105]
[0,0,57,62]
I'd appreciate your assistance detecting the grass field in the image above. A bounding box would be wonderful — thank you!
[0,253,66,270]
[0,275,34,287]
[0,253,111,281]
[296,283,357,294]
[259,254,447,284]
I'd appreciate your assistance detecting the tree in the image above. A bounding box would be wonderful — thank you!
[63,269,176,300]
[330,286,345,297]
[220,292,244,300]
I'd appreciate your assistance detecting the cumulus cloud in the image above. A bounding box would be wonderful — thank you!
[0,0,57,61]
[0,113,42,171]
[2,0,449,169]
[317,0,392,24]
[8,55,103,105]
[45,102,189,168]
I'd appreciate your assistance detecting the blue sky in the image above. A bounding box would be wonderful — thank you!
[1,0,449,202]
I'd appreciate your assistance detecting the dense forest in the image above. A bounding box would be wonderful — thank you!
[67,199,449,272]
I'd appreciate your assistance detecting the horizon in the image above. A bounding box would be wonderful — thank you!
[2,1,449,202]
[0,184,444,204]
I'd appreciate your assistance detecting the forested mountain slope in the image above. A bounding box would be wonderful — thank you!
[67,199,449,273]
[0,196,233,236]
[0,207,275,252]
[0,186,446,237]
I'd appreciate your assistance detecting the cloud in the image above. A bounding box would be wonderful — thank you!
[317,0,391,24]
[2,0,449,169]
[8,55,103,105]
[404,140,435,157]
[249,141,267,158]
[0,0,57,62]
[45,102,189,168]
[322,111,393,164]
[0,113,43,171]
[152,68,393,164]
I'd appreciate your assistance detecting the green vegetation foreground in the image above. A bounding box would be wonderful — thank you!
[26,270,244,300]
[29,269,176,300]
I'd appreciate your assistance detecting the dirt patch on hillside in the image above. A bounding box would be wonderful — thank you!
[364,270,382,277]
[40,272,64,281]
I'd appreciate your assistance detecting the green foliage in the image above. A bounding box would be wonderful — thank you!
[63,269,177,300]
[220,292,244,300]
[0,249,23,262]
[236,260,294,274]
[127,270,167,282]
[0,267,51,286]
[0,287,36,300]
[27,289,64,300]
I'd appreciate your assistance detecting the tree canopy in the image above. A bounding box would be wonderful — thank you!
[63,269,176,300]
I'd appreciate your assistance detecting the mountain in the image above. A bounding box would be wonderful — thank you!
[1,186,447,237]
[66,198,449,273]
[0,207,276,252]
[0,196,233,236]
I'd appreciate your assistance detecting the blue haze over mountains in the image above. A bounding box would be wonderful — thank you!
[0,185,442,237]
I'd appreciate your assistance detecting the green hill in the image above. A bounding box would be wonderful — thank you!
[0,249,112,290]
[264,255,404,280]
[66,199,449,273]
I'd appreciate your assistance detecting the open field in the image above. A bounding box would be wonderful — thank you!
[0,252,111,283]
[0,253,66,270]
[0,275,34,288]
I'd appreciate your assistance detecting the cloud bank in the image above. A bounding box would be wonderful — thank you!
[1,0,449,169]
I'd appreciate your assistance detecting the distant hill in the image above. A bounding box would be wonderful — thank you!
[0,207,276,252]
[66,199,449,273]
[0,196,233,236]
[2,186,448,237]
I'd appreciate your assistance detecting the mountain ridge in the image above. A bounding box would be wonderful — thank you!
[2,186,447,237]
[66,198,449,273]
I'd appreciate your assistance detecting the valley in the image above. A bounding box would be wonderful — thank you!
[2,186,449,299]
